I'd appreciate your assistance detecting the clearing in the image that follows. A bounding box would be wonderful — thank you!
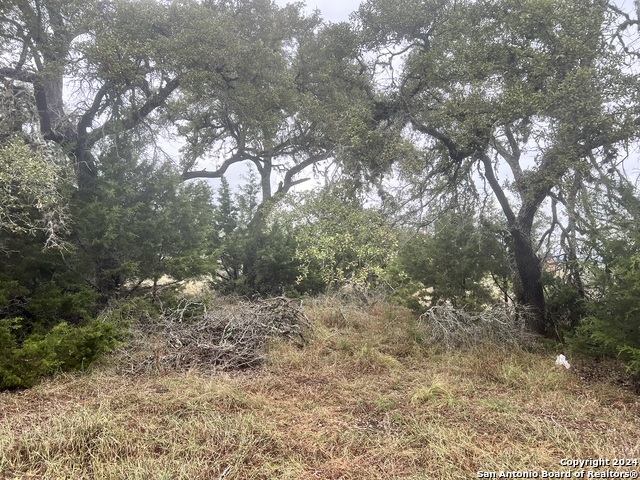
[1,297,638,479]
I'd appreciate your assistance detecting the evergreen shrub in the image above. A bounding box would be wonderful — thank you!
[0,317,122,389]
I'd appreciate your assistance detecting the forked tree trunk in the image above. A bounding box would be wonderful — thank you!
[479,153,548,335]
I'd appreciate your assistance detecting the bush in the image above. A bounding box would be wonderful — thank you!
[568,315,640,373]
[0,317,122,390]
[216,222,311,297]
[0,271,100,334]
[566,252,640,376]
[284,187,398,291]
[25,284,97,329]
[542,272,586,333]
[392,213,510,311]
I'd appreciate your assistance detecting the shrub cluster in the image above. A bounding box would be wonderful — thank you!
[0,318,121,389]
[566,254,640,376]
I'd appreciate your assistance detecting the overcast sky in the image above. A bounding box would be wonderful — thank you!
[274,0,362,23]
[277,0,638,23]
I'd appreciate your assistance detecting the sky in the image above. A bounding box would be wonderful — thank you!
[283,0,638,23]
[274,0,362,22]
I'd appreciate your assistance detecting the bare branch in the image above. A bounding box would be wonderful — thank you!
[477,152,516,224]
[86,75,181,146]
[77,82,108,135]
[181,151,248,181]
[411,119,470,162]
[0,66,35,83]
[275,151,333,196]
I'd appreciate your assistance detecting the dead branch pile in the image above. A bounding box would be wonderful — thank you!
[119,297,312,375]
[418,304,534,349]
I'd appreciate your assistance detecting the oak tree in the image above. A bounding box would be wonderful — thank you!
[356,0,640,334]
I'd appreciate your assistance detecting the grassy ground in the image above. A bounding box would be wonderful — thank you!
[1,297,638,479]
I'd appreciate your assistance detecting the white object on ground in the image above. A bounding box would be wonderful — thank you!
[555,354,571,369]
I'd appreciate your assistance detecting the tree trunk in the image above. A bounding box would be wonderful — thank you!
[479,153,548,335]
[95,255,122,297]
[510,226,547,335]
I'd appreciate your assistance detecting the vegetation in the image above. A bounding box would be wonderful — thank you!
[69,142,216,298]
[0,297,638,478]
[0,317,120,390]
[567,232,640,375]
[285,185,398,291]
[0,138,71,250]
[0,0,639,472]
[395,211,511,310]
[357,0,640,334]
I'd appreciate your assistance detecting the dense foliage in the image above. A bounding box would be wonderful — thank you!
[395,212,511,310]
[285,186,398,290]
[0,317,120,389]
[566,233,640,375]
[0,139,71,250]
[69,143,216,298]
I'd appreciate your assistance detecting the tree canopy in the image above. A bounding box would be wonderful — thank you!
[355,0,640,333]
[0,138,70,249]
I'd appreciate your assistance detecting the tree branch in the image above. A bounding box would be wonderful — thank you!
[181,151,248,181]
[410,119,472,162]
[478,152,516,225]
[275,151,333,196]
[86,75,181,146]
[77,83,109,136]
[0,66,35,83]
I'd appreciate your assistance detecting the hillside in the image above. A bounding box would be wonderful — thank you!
[1,297,638,479]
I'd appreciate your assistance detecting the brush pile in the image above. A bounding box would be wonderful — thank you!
[419,303,533,349]
[119,296,312,374]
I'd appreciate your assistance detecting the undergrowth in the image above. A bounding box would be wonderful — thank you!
[0,293,638,479]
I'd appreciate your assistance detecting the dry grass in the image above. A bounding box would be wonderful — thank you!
[1,295,639,479]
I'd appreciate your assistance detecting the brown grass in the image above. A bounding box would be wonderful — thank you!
[1,295,638,479]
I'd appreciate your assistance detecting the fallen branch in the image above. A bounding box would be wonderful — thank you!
[118,297,312,374]
[418,303,534,349]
